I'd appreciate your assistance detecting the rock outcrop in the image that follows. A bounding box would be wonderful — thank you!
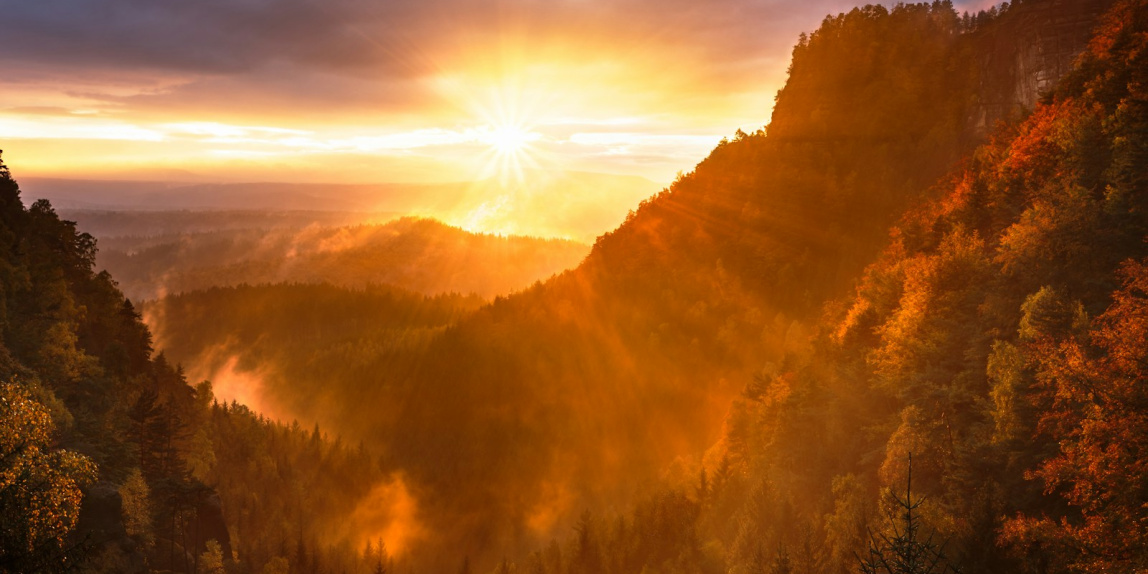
[973,0,1117,131]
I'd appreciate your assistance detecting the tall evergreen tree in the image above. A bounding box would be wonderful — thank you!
[858,455,957,574]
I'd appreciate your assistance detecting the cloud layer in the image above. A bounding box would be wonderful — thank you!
[0,0,986,184]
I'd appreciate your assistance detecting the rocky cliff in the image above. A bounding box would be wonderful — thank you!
[974,0,1116,131]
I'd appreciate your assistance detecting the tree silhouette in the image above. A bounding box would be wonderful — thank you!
[857,454,957,574]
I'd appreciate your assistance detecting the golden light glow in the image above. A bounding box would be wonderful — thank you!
[481,124,538,157]
[0,49,764,188]
[444,77,551,185]
[0,7,793,242]
[474,122,541,184]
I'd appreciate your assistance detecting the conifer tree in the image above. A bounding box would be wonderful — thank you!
[858,454,957,574]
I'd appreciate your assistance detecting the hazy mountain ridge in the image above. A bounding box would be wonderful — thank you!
[26,170,660,242]
[86,215,589,301]
[60,208,387,238]
[22,178,472,212]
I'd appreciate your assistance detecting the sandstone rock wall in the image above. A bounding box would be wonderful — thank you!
[973,0,1115,132]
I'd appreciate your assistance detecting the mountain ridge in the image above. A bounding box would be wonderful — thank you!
[89,215,589,301]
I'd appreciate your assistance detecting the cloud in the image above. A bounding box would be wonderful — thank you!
[0,0,994,183]
[4,106,86,117]
[0,0,884,113]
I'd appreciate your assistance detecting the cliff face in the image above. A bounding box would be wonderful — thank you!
[974,0,1115,131]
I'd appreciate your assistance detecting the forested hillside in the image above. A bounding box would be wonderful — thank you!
[141,1,1130,571]
[438,1,1148,573]
[147,284,484,417]
[0,159,480,572]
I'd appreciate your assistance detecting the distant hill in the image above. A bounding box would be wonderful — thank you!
[21,178,470,212]
[60,208,388,237]
[25,170,660,242]
[87,215,589,300]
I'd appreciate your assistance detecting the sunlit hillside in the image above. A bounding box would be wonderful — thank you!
[78,215,590,301]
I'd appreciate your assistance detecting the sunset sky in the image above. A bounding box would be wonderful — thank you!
[1,0,988,186]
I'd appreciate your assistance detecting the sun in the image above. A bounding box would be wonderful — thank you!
[482,123,539,157]
[449,79,552,184]
[475,120,542,184]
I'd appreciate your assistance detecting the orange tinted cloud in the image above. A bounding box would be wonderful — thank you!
[0,0,991,185]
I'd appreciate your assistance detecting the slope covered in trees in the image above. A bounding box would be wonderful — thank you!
[0,154,223,572]
[142,1,1119,571]
[438,2,1148,573]
[146,283,483,419]
[0,156,484,573]
[539,2,1148,573]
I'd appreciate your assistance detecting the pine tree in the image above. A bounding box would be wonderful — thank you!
[858,454,957,574]
[770,545,793,574]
